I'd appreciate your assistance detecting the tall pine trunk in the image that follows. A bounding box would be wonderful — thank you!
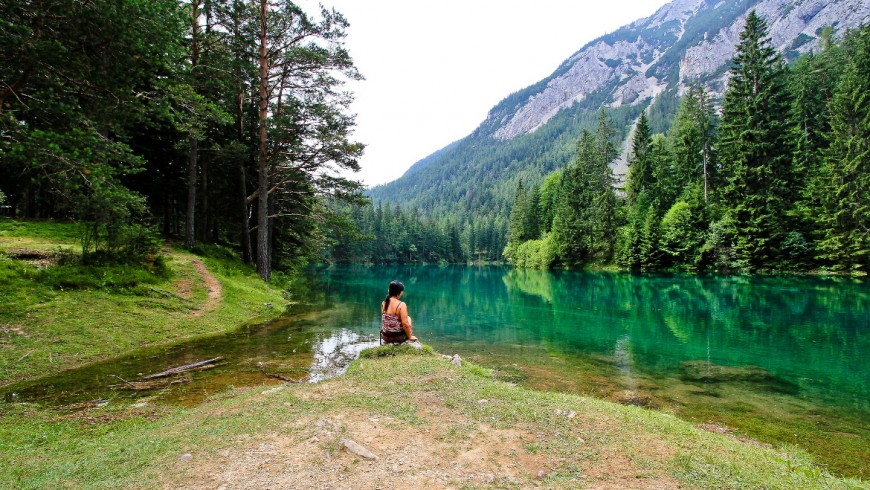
[199,156,209,242]
[185,137,198,248]
[239,162,252,263]
[184,0,202,249]
[256,0,270,280]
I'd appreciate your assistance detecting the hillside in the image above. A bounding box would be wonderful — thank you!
[367,0,869,228]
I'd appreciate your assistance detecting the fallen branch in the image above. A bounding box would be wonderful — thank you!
[143,357,224,379]
[17,350,34,362]
[110,377,191,391]
[263,371,308,383]
[109,374,137,388]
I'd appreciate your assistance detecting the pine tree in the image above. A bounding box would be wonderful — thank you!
[552,112,619,267]
[625,112,653,206]
[649,134,677,213]
[507,181,528,246]
[669,85,717,203]
[592,110,619,262]
[524,183,542,240]
[553,130,597,266]
[817,27,870,272]
[717,11,795,271]
[539,171,563,233]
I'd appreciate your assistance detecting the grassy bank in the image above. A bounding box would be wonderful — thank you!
[0,219,286,385]
[1,345,865,489]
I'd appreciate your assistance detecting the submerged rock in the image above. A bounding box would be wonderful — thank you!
[680,361,798,394]
[681,361,776,383]
[615,391,658,408]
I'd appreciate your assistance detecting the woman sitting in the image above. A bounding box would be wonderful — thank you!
[381,280,418,344]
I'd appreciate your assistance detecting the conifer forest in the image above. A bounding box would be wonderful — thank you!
[2,3,867,275]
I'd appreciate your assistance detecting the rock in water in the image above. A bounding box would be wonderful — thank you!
[451,354,462,366]
[340,438,378,460]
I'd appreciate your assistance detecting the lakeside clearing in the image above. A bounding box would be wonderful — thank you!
[1,220,866,488]
[2,345,865,489]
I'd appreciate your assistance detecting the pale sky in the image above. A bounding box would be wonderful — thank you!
[311,0,671,187]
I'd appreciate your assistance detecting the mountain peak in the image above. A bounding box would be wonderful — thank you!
[369,0,868,221]
[487,0,867,141]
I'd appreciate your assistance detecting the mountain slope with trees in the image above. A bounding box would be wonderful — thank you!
[361,0,868,264]
[503,17,868,273]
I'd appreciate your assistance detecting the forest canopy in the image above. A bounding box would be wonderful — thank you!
[0,0,365,279]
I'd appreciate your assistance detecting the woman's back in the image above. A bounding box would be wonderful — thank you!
[380,280,417,343]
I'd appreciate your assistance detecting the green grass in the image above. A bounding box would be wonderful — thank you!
[0,219,286,385]
[0,218,82,252]
[358,343,435,358]
[0,348,865,489]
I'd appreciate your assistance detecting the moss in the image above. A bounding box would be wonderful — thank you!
[359,343,435,358]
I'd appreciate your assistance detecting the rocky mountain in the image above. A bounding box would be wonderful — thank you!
[368,0,869,221]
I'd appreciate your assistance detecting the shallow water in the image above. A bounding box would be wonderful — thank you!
[2,265,868,476]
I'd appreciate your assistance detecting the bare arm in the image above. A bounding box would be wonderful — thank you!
[398,303,417,341]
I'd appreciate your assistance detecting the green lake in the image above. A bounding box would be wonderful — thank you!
[3,265,868,477]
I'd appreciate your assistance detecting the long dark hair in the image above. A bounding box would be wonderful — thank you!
[382,280,404,313]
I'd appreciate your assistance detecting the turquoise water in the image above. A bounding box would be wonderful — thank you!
[320,266,867,409]
[3,265,867,475]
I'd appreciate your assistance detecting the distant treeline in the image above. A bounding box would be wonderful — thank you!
[327,202,506,265]
[503,14,868,274]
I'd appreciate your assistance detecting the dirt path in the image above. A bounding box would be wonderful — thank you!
[163,244,223,317]
[188,257,222,317]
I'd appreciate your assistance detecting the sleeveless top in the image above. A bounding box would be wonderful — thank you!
[381,301,407,343]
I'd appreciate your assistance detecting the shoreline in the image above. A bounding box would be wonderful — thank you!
[2,344,865,488]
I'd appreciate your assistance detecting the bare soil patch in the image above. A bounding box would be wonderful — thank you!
[171,381,683,489]
[4,248,70,269]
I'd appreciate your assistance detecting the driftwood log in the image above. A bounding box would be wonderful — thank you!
[142,357,224,379]
[262,371,308,383]
[109,376,192,391]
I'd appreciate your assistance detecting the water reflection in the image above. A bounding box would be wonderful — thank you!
[0,308,382,407]
[316,265,869,476]
[317,265,868,410]
[308,329,379,383]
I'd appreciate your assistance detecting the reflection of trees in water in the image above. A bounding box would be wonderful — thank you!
[498,269,868,403]
[316,266,867,404]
